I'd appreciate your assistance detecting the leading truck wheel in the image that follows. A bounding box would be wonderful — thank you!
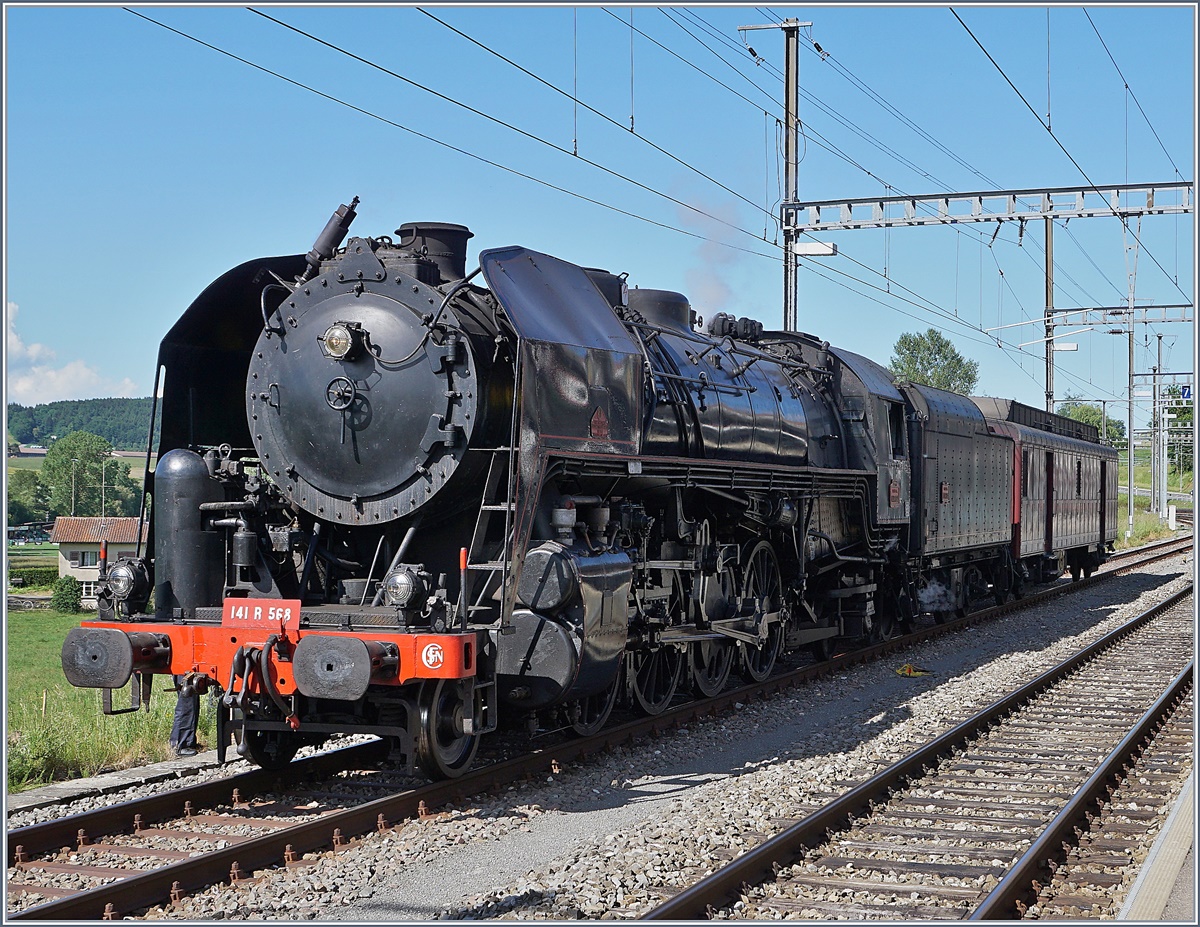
[415,679,480,779]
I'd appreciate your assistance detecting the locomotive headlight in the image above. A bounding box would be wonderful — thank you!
[320,323,355,359]
[383,569,417,606]
[382,566,430,610]
[105,558,149,605]
[108,563,136,598]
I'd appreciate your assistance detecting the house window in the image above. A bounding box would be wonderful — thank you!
[78,550,99,568]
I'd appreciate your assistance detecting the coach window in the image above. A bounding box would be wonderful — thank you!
[1022,451,1029,497]
[887,403,906,458]
[1076,459,1083,497]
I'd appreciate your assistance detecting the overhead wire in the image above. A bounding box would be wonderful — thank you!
[130,6,1123,401]
[619,7,1109,378]
[247,8,772,248]
[951,7,1192,304]
[1083,8,1184,178]
[426,4,1050,353]
[749,7,1126,401]
[751,6,1003,189]
[753,5,1168,332]
[750,7,1127,315]
[664,7,956,189]
[129,5,990,350]
[416,8,778,233]
[123,8,776,260]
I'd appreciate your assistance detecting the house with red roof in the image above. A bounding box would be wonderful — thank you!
[49,517,148,607]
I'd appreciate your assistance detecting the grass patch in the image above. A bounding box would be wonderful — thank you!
[7,455,156,484]
[1116,450,1193,495]
[1113,495,1187,549]
[5,610,216,792]
[6,457,47,472]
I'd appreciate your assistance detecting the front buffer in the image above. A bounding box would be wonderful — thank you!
[61,597,485,778]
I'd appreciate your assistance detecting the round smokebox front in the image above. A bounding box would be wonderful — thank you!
[247,279,478,525]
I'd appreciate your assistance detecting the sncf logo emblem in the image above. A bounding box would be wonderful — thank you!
[421,642,445,670]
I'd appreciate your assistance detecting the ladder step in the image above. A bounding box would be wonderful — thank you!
[480,503,515,512]
[468,561,506,571]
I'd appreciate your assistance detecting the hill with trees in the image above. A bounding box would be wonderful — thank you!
[7,398,157,451]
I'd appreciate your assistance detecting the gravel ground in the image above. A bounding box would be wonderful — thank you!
[10,555,1193,921]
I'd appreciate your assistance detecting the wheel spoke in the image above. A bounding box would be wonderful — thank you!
[739,540,783,682]
[629,647,680,715]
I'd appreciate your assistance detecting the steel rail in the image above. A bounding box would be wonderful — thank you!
[6,740,388,865]
[643,583,1193,920]
[970,659,1193,919]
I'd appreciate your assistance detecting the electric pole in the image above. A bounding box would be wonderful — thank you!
[741,17,810,332]
[1045,217,1054,412]
[1124,216,1141,539]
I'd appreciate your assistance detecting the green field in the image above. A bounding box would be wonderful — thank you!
[6,542,58,569]
[6,456,47,472]
[1114,495,1185,549]
[7,453,156,484]
[1116,449,1194,496]
[6,610,216,792]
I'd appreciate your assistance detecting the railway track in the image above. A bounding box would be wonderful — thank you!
[644,585,1193,920]
[7,536,1191,919]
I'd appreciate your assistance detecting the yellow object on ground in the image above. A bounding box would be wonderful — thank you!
[895,664,933,677]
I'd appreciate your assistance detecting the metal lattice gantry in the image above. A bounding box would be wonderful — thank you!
[784,181,1193,233]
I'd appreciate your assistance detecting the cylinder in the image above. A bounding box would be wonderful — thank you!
[154,449,225,619]
[517,542,580,611]
[232,529,257,568]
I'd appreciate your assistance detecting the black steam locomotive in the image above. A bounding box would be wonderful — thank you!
[62,200,1118,778]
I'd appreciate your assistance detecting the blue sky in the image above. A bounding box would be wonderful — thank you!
[4,3,1195,420]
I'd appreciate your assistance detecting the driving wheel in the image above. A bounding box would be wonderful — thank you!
[689,638,735,697]
[739,540,784,681]
[628,646,683,715]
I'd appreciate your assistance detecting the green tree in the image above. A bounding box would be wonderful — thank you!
[1056,394,1127,445]
[7,469,52,524]
[888,328,979,395]
[51,575,83,613]
[41,432,141,517]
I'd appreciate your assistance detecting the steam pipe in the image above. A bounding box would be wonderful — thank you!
[370,514,425,606]
[808,530,877,565]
